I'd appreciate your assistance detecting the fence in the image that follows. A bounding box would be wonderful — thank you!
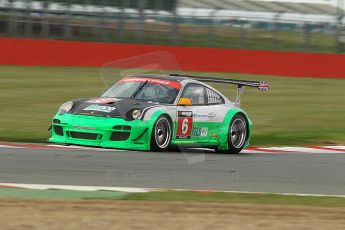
[0,0,345,53]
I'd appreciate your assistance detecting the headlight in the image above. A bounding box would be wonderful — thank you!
[58,101,73,115]
[131,109,142,119]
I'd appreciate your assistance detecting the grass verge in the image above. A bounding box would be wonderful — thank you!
[122,191,345,208]
[0,65,344,146]
[1,188,345,207]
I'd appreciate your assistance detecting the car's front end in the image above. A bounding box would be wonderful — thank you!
[49,111,152,150]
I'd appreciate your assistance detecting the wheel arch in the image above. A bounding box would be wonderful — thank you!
[146,109,174,149]
[218,108,252,151]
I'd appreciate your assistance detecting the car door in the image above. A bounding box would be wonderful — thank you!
[204,87,227,139]
[175,83,221,146]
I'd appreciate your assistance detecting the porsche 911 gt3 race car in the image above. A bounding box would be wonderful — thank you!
[49,74,269,153]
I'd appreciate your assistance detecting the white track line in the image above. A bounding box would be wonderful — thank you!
[323,146,345,151]
[0,145,25,149]
[0,183,149,193]
[262,147,342,154]
[0,143,344,154]
[242,149,264,153]
[174,189,345,198]
[1,183,345,198]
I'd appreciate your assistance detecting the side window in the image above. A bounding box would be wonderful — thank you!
[182,84,207,105]
[206,88,224,105]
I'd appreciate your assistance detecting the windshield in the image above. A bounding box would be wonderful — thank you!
[101,77,181,104]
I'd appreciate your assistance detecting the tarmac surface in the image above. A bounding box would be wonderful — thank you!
[0,147,344,195]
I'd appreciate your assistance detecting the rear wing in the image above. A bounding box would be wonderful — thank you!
[169,73,269,107]
[169,73,269,90]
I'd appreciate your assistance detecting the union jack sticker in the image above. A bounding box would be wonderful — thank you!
[258,82,269,91]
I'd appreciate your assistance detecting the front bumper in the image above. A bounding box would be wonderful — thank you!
[49,113,151,150]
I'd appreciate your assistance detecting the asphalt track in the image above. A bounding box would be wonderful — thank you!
[0,147,345,196]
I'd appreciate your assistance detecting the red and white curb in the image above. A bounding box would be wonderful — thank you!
[243,146,345,154]
[0,142,344,153]
[1,183,345,198]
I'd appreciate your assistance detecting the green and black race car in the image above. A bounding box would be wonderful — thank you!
[49,74,269,153]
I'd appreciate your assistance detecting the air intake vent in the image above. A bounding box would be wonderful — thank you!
[69,132,98,140]
[113,125,131,131]
[53,126,63,136]
[110,132,130,141]
[53,119,61,124]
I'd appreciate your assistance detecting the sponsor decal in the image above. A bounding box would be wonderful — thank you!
[83,105,116,113]
[193,113,209,120]
[176,111,193,139]
[133,141,144,145]
[87,98,115,104]
[72,126,96,131]
[192,127,208,137]
[121,77,181,89]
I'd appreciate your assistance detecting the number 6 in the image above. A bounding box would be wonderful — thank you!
[182,118,189,134]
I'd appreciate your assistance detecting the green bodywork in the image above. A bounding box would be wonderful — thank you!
[50,113,152,151]
[49,107,252,151]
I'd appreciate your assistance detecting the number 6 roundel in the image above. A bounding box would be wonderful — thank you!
[176,111,193,139]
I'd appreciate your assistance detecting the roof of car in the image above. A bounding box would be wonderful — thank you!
[128,74,190,82]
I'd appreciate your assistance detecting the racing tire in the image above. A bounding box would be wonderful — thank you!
[224,114,248,154]
[151,115,172,152]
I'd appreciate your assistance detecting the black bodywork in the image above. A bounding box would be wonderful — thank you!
[68,98,162,120]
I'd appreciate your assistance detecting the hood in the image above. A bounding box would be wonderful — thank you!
[68,97,162,119]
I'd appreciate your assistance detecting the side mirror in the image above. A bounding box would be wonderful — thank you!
[178,98,192,106]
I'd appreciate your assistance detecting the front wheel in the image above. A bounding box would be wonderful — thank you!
[225,114,248,154]
[150,115,172,152]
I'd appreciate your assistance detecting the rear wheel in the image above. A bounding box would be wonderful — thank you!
[150,115,172,152]
[225,114,248,154]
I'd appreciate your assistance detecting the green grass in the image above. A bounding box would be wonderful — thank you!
[0,65,344,146]
[1,188,345,207]
[121,191,345,208]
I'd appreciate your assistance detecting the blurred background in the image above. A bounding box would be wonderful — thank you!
[0,0,345,53]
[0,0,344,145]
[1,2,345,228]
